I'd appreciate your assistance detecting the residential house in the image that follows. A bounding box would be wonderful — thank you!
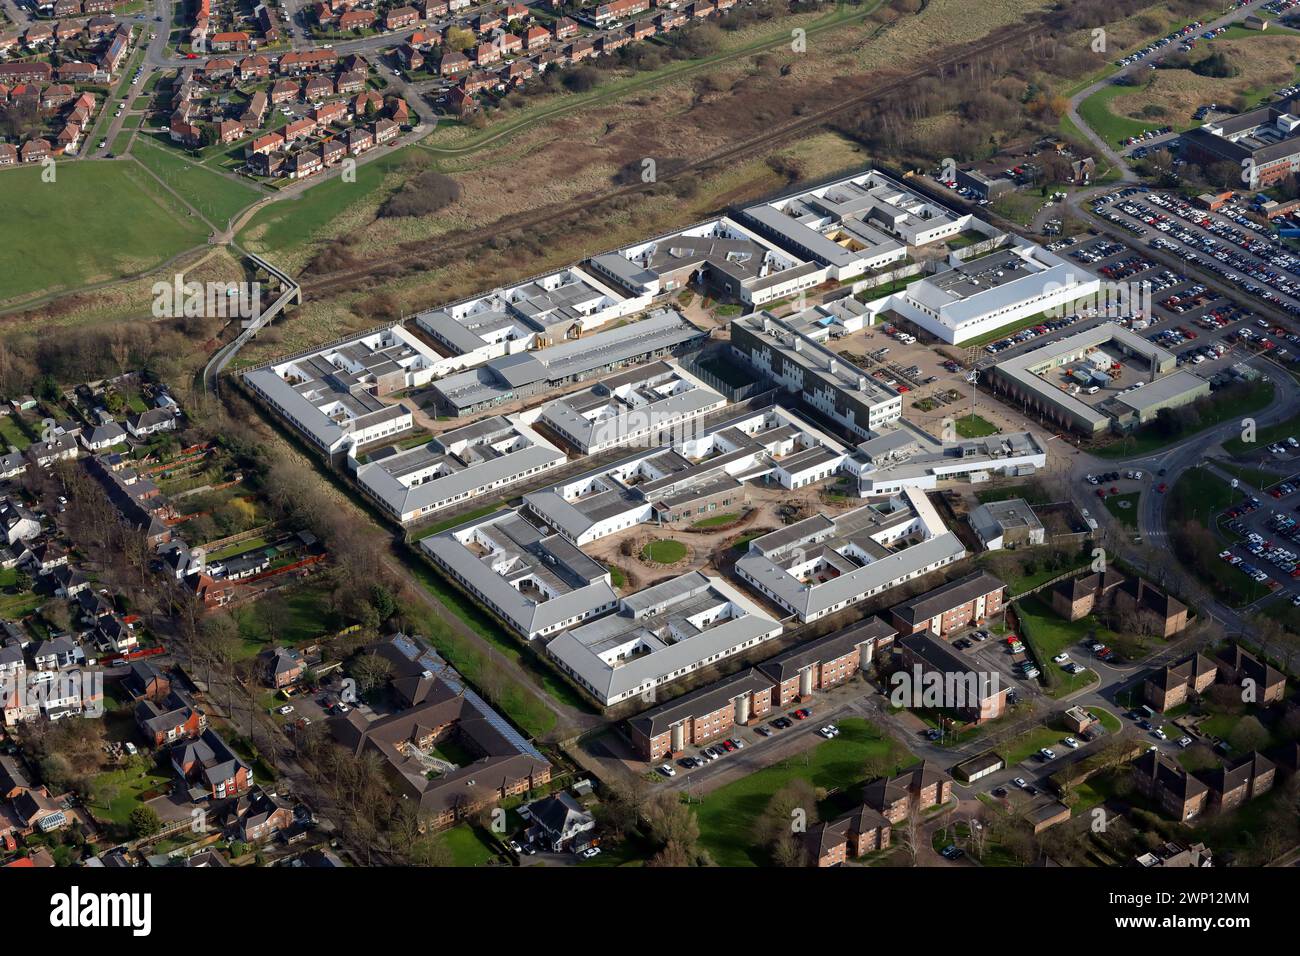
[525,791,596,852]
[259,646,305,689]
[135,690,205,748]
[1144,652,1216,713]
[172,730,252,802]
[863,762,952,822]
[1133,749,1208,821]
[1204,751,1275,813]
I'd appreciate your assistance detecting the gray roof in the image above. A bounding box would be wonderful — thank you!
[545,572,782,704]
[758,616,896,683]
[891,570,1005,627]
[354,416,565,520]
[420,509,616,638]
[628,666,776,738]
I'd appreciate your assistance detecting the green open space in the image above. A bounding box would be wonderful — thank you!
[691,717,911,867]
[435,823,503,866]
[641,539,687,564]
[87,764,172,829]
[691,513,740,529]
[1077,82,1166,146]
[954,414,998,438]
[238,145,414,256]
[0,161,206,303]
[1221,412,1299,455]
[132,139,262,228]
[1103,491,1141,529]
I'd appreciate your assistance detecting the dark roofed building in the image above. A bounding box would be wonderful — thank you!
[1204,751,1275,813]
[802,804,891,867]
[1133,749,1207,821]
[1215,643,1286,704]
[628,667,775,761]
[863,761,951,822]
[896,630,1008,723]
[758,616,895,706]
[889,570,1005,637]
[1144,652,1216,713]
[1048,568,1124,622]
[525,791,595,852]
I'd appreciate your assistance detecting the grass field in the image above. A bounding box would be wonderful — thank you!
[436,823,502,866]
[0,161,206,304]
[1103,492,1141,529]
[692,513,740,529]
[1078,81,1171,146]
[1221,413,1299,456]
[238,146,414,256]
[642,539,687,563]
[692,717,911,867]
[132,139,262,228]
[954,414,998,438]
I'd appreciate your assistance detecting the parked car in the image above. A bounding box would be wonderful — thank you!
[657,763,676,777]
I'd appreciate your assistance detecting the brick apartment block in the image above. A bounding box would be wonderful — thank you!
[757,617,895,707]
[864,762,952,822]
[1144,652,1217,713]
[890,570,1005,637]
[1133,749,1207,822]
[803,804,891,867]
[1048,569,1124,622]
[628,668,774,761]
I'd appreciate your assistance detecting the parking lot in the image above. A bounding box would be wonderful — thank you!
[1217,469,1300,599]
[1094,187,1300,339]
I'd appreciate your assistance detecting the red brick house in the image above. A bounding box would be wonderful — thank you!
[384,5,418,29]
[890,570,1005,638]
[270,78,299,103]
[338,8,374,31]
[628,668,774,761]
[248,130,285,156]
[21,138,51,162]
[474,41,501,65]
[803,805,891,866]
[172,730,251,802]
[215,119,244,143]
[758,616,895,707]
[438,50,469,75]
[553,16,578,39]
[864,762,952,822]
[523,25,551,50]
[238,54,270,79]
[210,31,251,51]
[135,691,205,748]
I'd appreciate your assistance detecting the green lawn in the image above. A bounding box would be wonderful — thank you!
[1014,595,1113,695]
[239,145,416,257]
[410,501,508,540]
[1103,492,1141,529]
[1211,460,1284,492]
[0,161,207,303]
[691,513,740,529]
[1221,413,1299,455]
[607,564,627,588]
[954,414,998,438]
[0,588,41,619]
[1077,82,1165,146]
[691,717,912,867]
[132,139,262,228]
[641,539,687,564]
[0,415,31,451]
[1000,717,1073,766]
[436,823,503,867]
[87,764,172,829]
[960,310,1055,349]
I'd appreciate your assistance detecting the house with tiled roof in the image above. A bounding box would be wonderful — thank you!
[864,761,952,822]
[1204,751,1275,813]
[1215,643,1286,704]
[802,803,891,866]
[1133,749,1207,821]
[1144,652,1216,713]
